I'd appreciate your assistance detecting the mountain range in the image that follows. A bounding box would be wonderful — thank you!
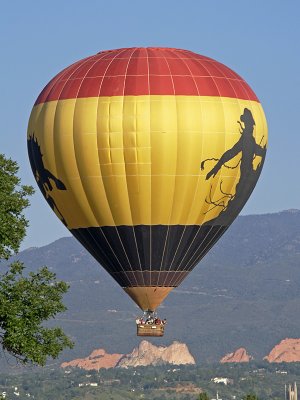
[5,209,300,365]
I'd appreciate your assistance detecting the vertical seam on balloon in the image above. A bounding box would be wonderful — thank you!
[169,154,203,279]
[184,225,226,272]
[158,53,175,286]
[177,58,214,221]
[43,58,85,104]
[97,232,125,272]
[168,225,187,270]
[159,51,178,288]
[70,54,110,225]
[198,58,249,99]
[169,227,211,286]
[97,49,137,280]
[165,51,202,279]
[170,226,216,288]
[179,49,200,95]
[91,229,126,273]
[93,49,134,277]
[120,48,142,286]
[210,61,239,99]
[171,226,224,287]
[169,172,210,279]
[146,48,152,286]
[192,226,227,268]
[71,229,102,264]
[130,86,145,285]
[75,228,122,273]
[92,53,132,274]
[169,98,205,279]
[57,55,98,100]
[132,106,146,286]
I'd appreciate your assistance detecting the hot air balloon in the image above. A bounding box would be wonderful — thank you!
[27,47,267,336]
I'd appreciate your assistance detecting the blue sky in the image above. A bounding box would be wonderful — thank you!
[1,1,299,249]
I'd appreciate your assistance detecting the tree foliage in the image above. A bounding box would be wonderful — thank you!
[0,154,33,259]
[243,395,258,400]
[199,393,210,400]
[0,153,73,365]
[0,261,73,365]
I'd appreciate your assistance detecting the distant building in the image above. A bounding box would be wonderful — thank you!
[211,377,233,385]
[288,382,297,400]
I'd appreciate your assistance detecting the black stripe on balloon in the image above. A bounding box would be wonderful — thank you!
[113,270,190,287]
[71,225,226,287]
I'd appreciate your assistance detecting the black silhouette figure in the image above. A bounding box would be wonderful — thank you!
[201,108,266,225]
[27,134,67,225]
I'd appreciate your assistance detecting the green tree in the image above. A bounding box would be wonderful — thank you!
[243,395,258,400]
[0,154,73,365]
[199,393,210,400]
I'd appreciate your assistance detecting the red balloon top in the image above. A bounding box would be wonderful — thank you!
[35,47,258,105]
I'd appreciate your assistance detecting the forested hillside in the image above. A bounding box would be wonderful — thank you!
[5,210,300,365]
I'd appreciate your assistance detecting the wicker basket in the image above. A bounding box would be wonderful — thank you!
[137,324,165,337]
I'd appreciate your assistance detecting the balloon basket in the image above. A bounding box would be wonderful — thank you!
[137,324,164,337]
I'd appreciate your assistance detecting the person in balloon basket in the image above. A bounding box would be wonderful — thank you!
[146,316,154,325]
[136,316,166,326]
[135,317,145,325]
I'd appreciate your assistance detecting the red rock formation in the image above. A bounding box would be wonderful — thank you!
[264,338,300,363]
[117,340,196,368]
[61,348,123,370]
[220,347,253,363]
[61,340,196,370]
